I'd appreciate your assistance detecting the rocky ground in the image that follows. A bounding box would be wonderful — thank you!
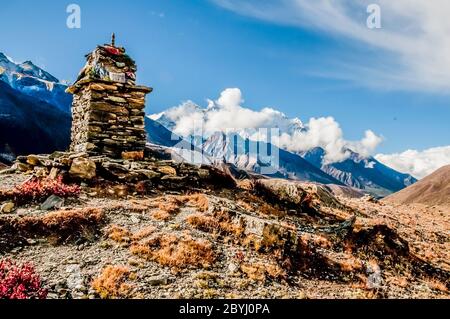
[0,150,448,299]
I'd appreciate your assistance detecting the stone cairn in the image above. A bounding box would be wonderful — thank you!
[66,34,152,160]
[1,36,237,193]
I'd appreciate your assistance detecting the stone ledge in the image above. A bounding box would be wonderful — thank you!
[66,78,153,94]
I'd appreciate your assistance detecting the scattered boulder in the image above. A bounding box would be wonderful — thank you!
[362,194,378,203]
[69,157,97,180]
[366,261,382,289]
[240,213,298,255]
[157,166,177,176]
[26,155,42,166]
[48,167,60,180]
[147,275,169,286]
[40,195,65,211]
[254,179,344,212]
[65,264,86,298]
[1,202,15,213]
[227,262,239,274]
[100,161,130,180]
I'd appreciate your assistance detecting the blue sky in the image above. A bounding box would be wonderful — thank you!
[0,0,449,161]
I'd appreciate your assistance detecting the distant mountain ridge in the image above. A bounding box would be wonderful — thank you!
[299,147,417,197]
[200,131,344,185]
[0,52,71,113]
[150,108,417,196]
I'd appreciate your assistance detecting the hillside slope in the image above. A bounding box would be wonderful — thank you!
[384,165,450,207]
[0,150,448,299]
[0,81,71,163]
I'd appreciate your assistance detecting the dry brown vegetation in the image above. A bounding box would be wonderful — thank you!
[107,225,132,244]
[107,225,157,245]
[240,262,286,282]
[130,233,215,269]
[14,208,104,235]
[123,193,211,221]
[180,193,209,212]
[151,197,182,221]
[338,255,364,273]
[107,193,209,217]
[238,194,282,217]
[0,208,104,250]
[91,265,134,299]
[236,179,254,191]
[131,226,156,241]
[1,166,448,299]
[386,275,410,288]
[299,233,333,250]
[425,278,448,293]
[186,210,243,236]
[236,199,253,212]
[339,196,450,273]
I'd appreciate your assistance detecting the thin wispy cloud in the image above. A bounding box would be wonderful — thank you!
[213,0,450,92]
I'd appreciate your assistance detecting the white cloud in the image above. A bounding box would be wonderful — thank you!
[349,130,384,158]
[217,88,243,108]
[212,0,450,92]
[274,117,350,163]
[161,88,302,137]
[273,119,383,163]
[375,146,450,179]
[154,88,383,163]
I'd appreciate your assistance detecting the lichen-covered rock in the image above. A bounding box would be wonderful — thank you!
[254,179,344,211]
[69,157,97,180]
[40,195,65,211]
[239,213,298,254]
[100,161,130,180]
[121,151,144,161]
[157,166,177,176]
[27,155,43,166]
[0,202,15,213]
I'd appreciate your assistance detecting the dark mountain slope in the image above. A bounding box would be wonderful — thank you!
[0,81,71,162]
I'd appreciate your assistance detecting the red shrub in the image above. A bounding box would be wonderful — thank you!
[0,259,47,299]
[14,176,80,202]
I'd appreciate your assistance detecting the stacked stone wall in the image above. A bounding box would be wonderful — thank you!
[69,80,151,158]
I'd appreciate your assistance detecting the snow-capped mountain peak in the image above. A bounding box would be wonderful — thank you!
[299,147,417,197]
[17,60,59,82]
[149,96,416,197]
[149,100,306,142]
[0,52,71,113]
